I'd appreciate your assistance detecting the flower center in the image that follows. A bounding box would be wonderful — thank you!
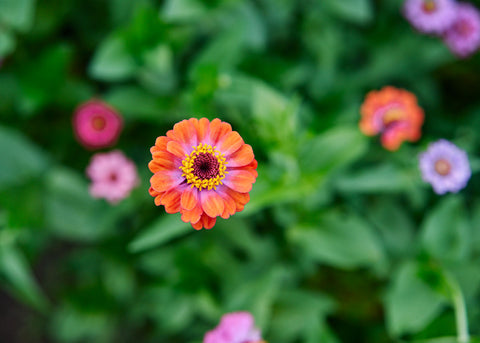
[454,19,474,37]
[382,108,405,130]
[180,143,227,191]
[92,115,106,130]
[422,0,436,13]
[109,172,118,182]
[434,158,451,176]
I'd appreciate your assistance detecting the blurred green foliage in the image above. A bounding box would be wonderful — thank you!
[1,0,480,342]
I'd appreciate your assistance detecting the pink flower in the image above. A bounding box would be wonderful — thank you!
[204,312,263,343]
[86,150,139,204]
[443,2,480,57]
[73,100,123,149]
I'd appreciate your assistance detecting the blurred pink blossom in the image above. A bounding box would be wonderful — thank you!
[73,100,122,149]
[204,312,263,343]
[86,150,139,204]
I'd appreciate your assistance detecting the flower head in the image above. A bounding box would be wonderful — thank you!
[73,100,123,149]
[359,86,424,151]
[404,0,457,34]
[87,150,139,203]
[204,312,263,343]
[148,118,257,230]
[419,139,471,194]
[443,2,480,58]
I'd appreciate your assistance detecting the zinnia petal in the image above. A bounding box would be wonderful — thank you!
[227,144,255,167]
[223,170,256,193]
[150,171,183,192]
[166,140,187,159]
[181,187,199,211]
[201,190,225,218]
[218,131,244,156]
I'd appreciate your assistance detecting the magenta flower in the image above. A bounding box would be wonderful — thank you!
[419,139,471,195]
[404,0,457,34]
[443,2,480,57]
[86,150,139,204]
[204,312,264,343]
[73,100,123,149]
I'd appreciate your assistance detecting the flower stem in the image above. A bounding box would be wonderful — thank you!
[445,272,470,343]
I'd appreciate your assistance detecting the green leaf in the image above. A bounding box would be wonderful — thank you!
[335,163,410,193]
[0,28,15,57]
[51,305,115,343]
[191,27,245,76]
[104,85,167,122]
[0,234,48,311]
[368,199,415,259]
[129,214,191,253]
[299,127,368,174]
[385,262,448,336]
[270,290,335,343]
[137,44,176,94]
[0,125,48,190]
[323,0,373,24]
[44,168,118,242]
[420,196,471,262]
[289,212,384,269]
[162,0,207,22]
[226,267,285,328]
[18,44,73,115]
[89,34,137,81]
[0,0,36,31]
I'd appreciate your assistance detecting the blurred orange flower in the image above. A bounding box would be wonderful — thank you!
[359,86,424,151]
[149,118,257,230]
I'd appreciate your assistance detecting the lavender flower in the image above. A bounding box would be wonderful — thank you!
[419,139,471,194]
[443,2,480,57]
[404,0,457,34]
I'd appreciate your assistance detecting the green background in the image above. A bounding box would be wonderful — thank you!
[1,0,480,342]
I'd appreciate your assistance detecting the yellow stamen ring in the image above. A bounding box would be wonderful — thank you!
[179,143,228,191]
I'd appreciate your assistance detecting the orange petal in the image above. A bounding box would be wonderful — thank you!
[218,131,244,156]
[150,171,183,192]
[209,118,232,145]
[181,187,198,211]
[149,186,160,197]
[200,190,225,218]
[149,152,177,172]
[218,191,236,219]
[191,117,209,142]
[160,187,182,214]
[155,136,169,150]
[222,170,256,193]
[181,203,203,224]
[225,188,250,212]
[173,119,197,146]
[167,141,186,159]
[190,213,217,230]
[227,144,254,167]
[202,213,217,230]
[191,221,203,230]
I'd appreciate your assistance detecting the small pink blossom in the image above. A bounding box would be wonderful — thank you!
[204,312,263,343]
[443,2,480,57]
[86,150,139,204]
[73,100,123,149]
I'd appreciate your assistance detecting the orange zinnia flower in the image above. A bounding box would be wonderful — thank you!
[359,86,424,151]
[148,118,257,230]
